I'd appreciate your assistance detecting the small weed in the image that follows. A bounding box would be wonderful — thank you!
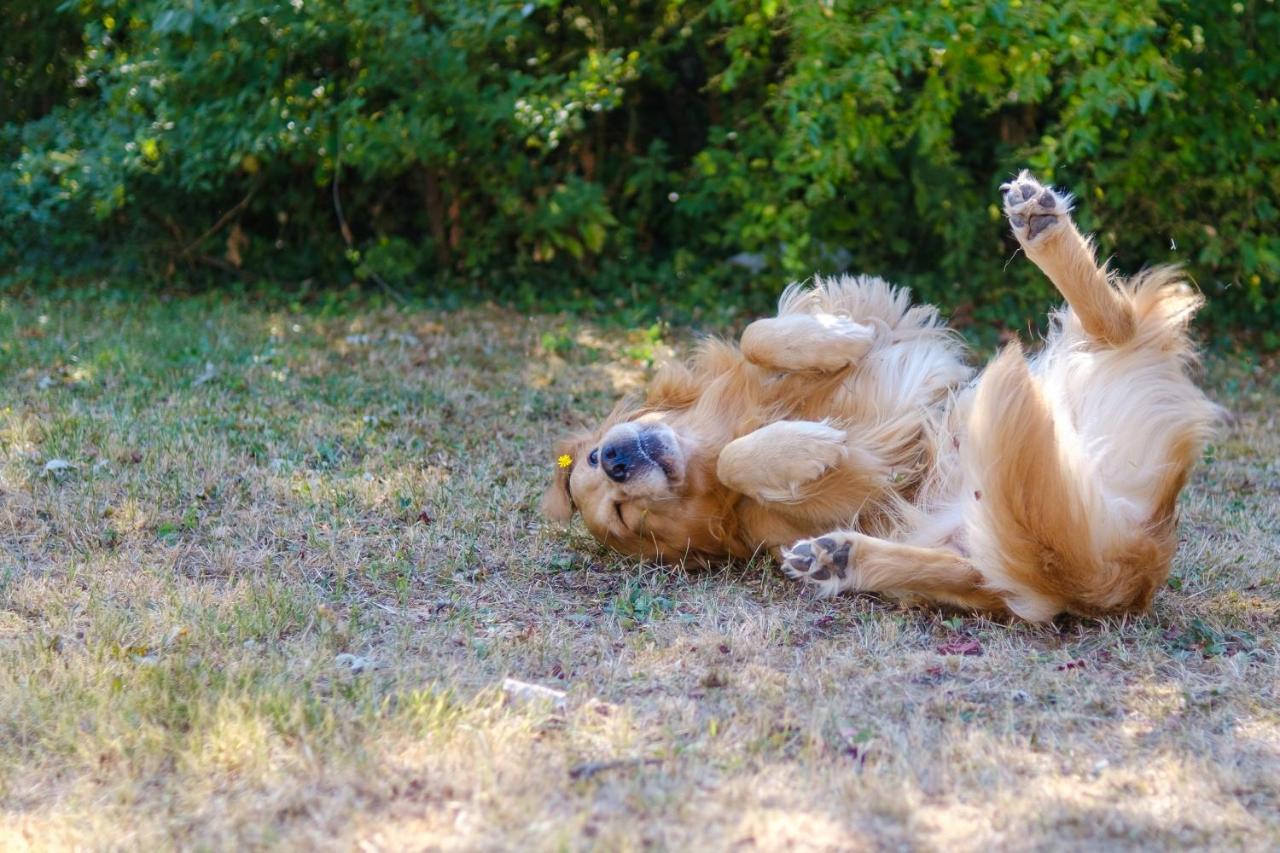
[622,323,666,366]
[607,582,674,628]
[540,329,575,357]
[1163,618,1258,659]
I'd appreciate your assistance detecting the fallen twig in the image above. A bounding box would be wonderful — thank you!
[568,758,661,781]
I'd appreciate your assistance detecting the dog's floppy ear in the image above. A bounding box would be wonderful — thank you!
[541,437,582,522]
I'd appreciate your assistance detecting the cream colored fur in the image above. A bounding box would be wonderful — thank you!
[717,420,848,503]
[542,273,972,563]
[781,171,1221,619]
[547,172,1219,620]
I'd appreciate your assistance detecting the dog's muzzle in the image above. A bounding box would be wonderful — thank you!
[600,427,674,483]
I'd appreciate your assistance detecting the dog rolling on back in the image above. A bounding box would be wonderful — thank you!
[547,172,1219,620]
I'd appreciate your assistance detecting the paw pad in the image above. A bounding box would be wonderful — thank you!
[1000,171,1071,243]
[784,542,814,574]
[781,534,854,589]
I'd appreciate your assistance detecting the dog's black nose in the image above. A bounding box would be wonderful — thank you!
[600,439,635,482]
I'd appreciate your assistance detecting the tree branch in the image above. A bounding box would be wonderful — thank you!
[182,183,259,257]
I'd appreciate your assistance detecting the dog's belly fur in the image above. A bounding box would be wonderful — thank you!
[893,276,1216,618]
[726,275,974,550]
[779,173,1219,619]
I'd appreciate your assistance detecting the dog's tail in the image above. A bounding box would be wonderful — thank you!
[960,342,1192,620]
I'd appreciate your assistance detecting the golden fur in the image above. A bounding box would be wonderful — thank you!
[543,279,970,560]
[543,172,1220,620]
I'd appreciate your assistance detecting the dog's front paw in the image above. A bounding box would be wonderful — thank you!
[1001,170,1072,246]
[780,533,856,597]
[812,312,877,348]
[717,421,847,503]
[741,313,875,374]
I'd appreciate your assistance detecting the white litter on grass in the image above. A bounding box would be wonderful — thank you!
[344,332,421,347]
[502,677,567,711]
[36,375,55,390]
[335,653,373,673]
[42,459,75,476]
[192,361,218,386]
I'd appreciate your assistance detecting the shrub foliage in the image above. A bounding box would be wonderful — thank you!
[2,0,1277,333]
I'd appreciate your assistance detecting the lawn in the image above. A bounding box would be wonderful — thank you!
[1,287,1277,850]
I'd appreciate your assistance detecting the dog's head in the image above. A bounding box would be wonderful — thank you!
[542,361,744,561]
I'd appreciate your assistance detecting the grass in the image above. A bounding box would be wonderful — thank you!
[1,286,1277,850]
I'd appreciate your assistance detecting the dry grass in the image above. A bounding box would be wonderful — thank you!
[1,290,1277,851]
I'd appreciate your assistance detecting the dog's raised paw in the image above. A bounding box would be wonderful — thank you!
[1000,170,1072,245]
[780,533,855,596]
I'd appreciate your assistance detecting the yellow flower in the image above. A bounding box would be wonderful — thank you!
[557,454,573,469]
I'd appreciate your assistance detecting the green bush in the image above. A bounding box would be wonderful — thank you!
[2,0,1276,337]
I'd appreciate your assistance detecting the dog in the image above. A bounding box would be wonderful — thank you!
[543,172,1219,620]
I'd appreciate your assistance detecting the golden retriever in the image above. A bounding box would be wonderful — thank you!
[543,172,1219,620]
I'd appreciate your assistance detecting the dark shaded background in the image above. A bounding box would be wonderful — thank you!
[3,0,1277,342]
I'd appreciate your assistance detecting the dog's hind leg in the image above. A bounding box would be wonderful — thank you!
[1001,171,1136,346]
[779,532,1007,612]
